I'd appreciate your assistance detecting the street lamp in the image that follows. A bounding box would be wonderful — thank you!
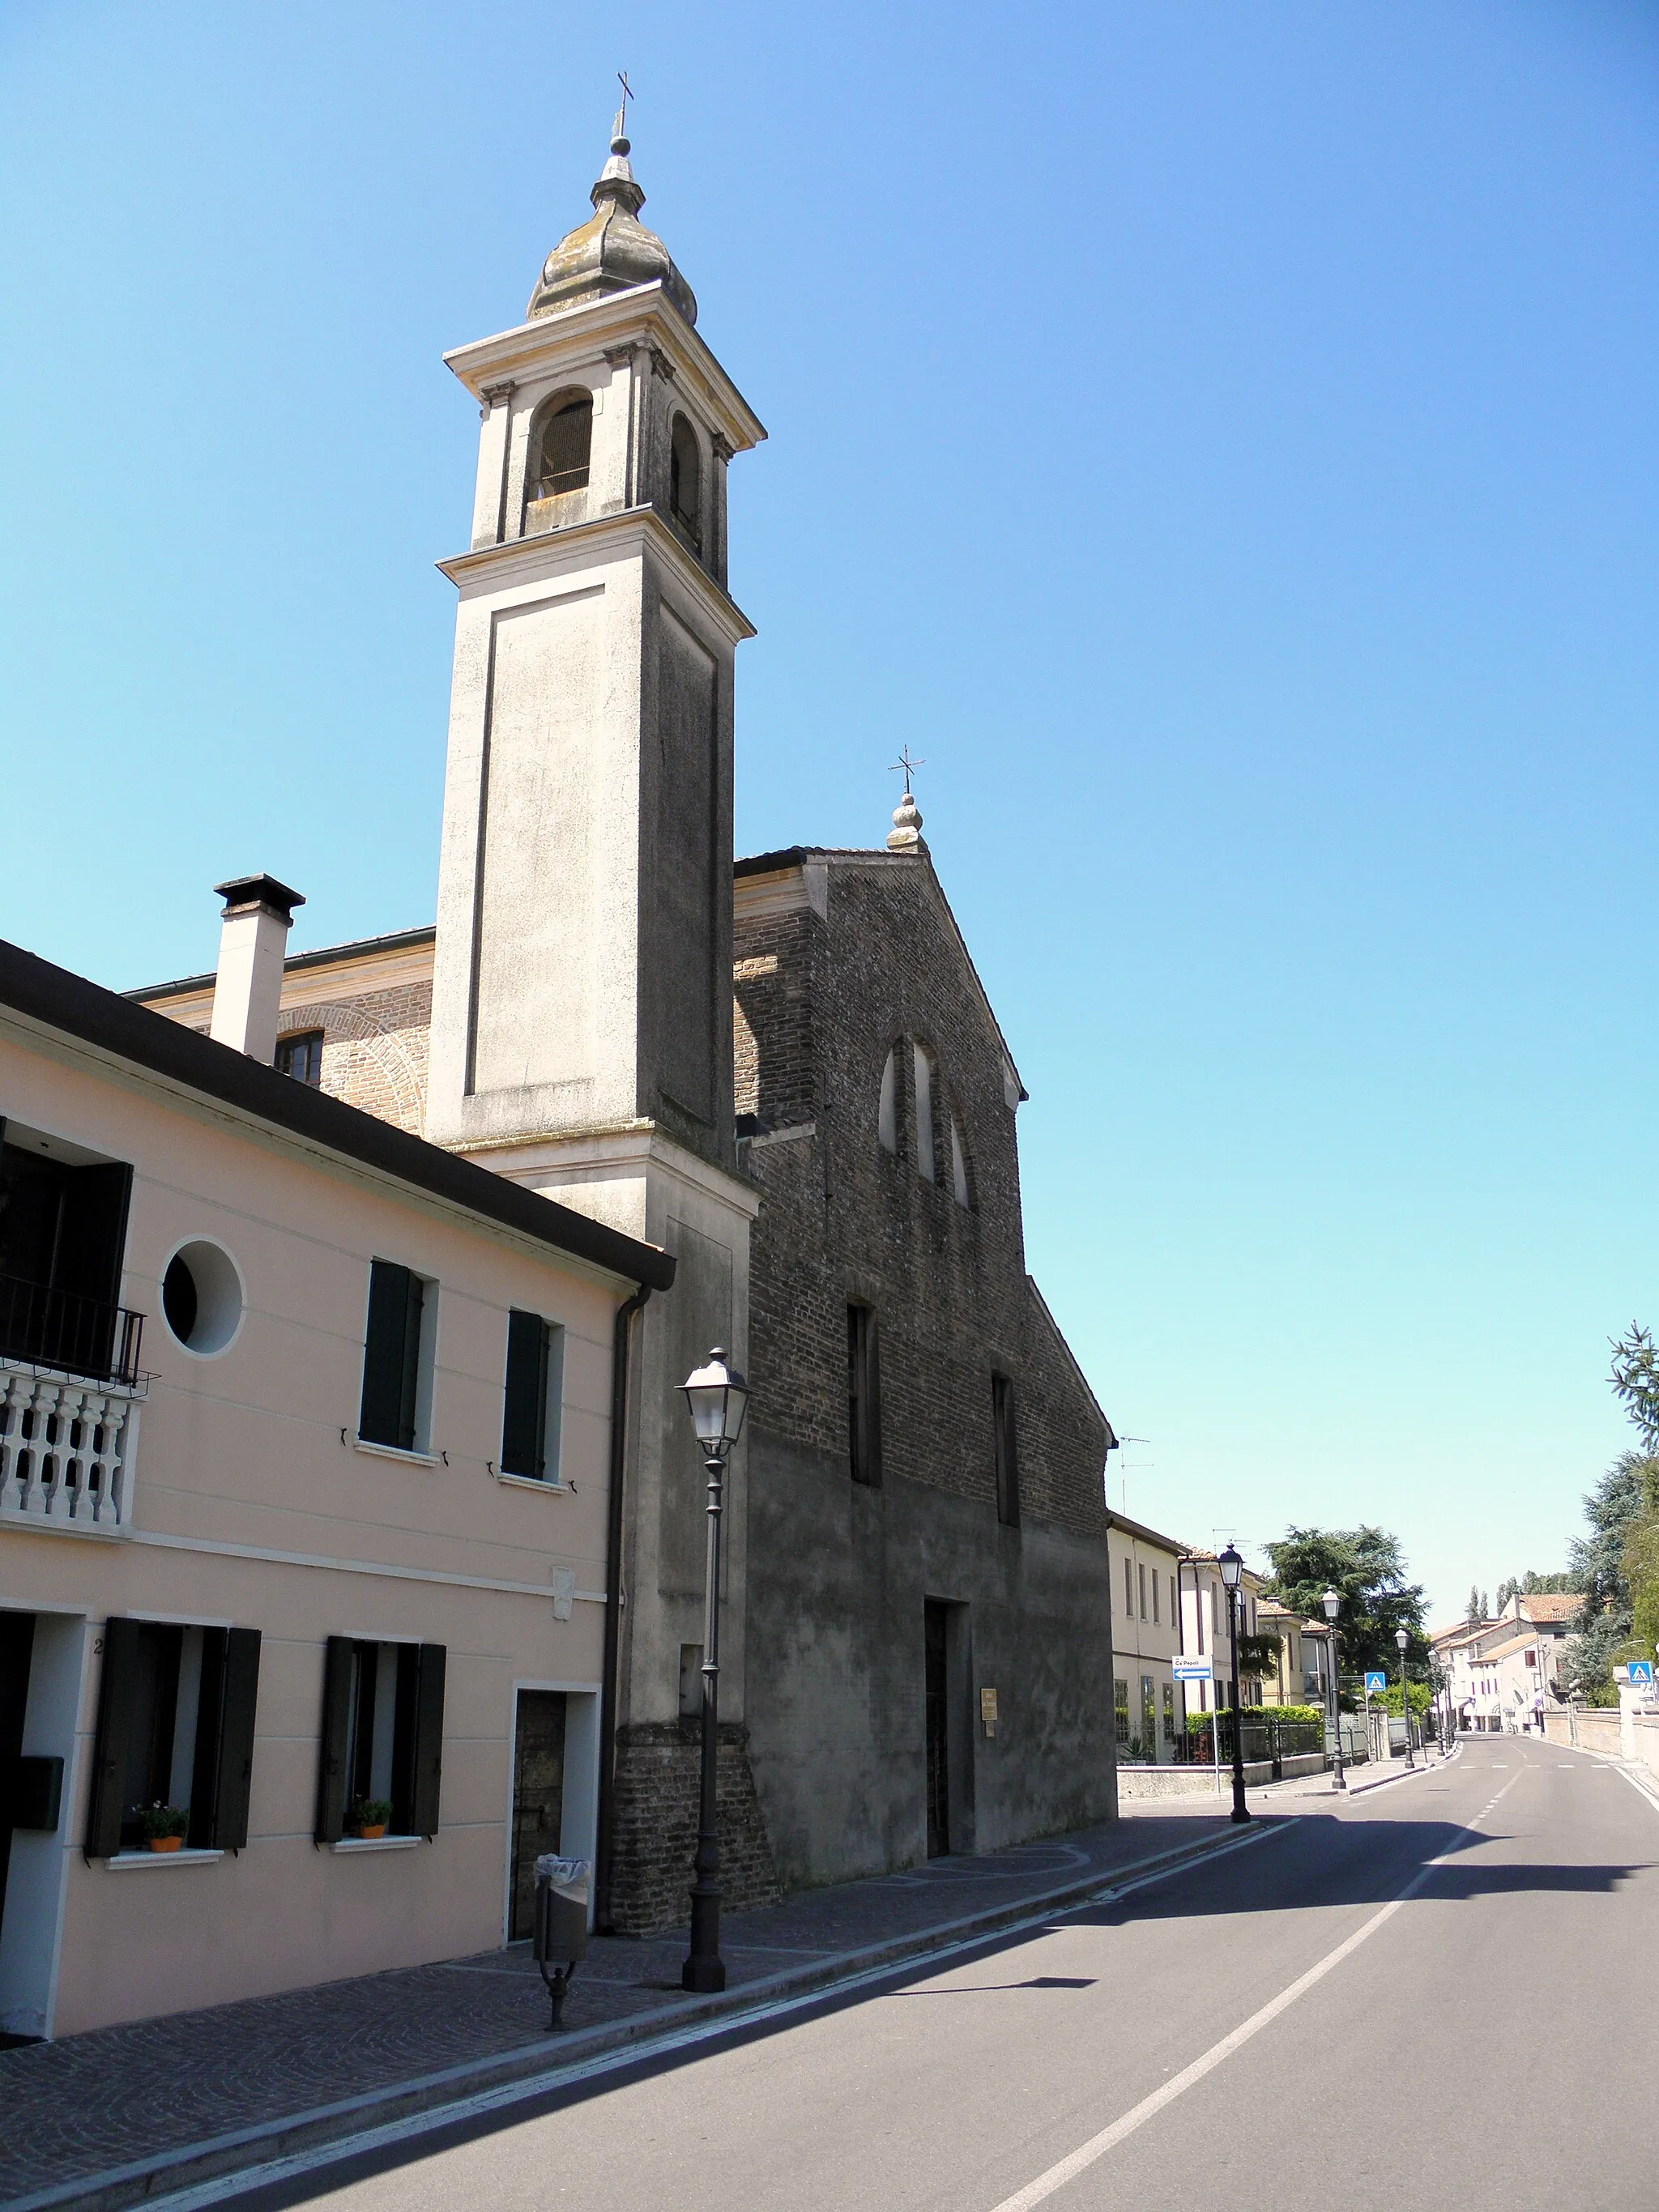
[1396,1626,1414,1770]
[1217,1545,1250,1825]
[676,1347,749,1994]
[1323,1588,1346,1791]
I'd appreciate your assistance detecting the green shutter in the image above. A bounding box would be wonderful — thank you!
[212,1628,262,1852]
[360,1261,421,1450]
[85,1617,141,1858]
[314,1636,354,1843]
[410,1643,446,1839]
[501,1310,549,1478]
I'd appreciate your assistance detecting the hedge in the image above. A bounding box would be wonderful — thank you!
[1185,1704,1324,1732]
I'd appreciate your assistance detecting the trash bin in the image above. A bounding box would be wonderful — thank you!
[532,1855,590,2029]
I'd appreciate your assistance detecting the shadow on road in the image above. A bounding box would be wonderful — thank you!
[220,1817,1656,2211]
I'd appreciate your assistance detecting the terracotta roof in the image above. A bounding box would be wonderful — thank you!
[1520,1594,1583,1622]
[1478,1632,1539,1663]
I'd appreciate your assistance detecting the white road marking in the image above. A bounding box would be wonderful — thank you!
[133,1824,1294,2210]
[984,1771,1525,2212]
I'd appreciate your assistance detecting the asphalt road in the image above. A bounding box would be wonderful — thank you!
[211,1739,1659,2212]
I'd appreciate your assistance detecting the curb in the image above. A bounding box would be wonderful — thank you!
[2,1822,1269,2212]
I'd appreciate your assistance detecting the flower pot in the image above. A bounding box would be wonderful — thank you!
[149,1835,184,1853]
[353,1824,387,1840]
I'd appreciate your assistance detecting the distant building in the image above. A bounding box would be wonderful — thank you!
[1256,1599,1332,1708]
[1107,1513,1188,1761]
[1178,1550,1266,1713]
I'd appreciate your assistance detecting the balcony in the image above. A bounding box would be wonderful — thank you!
[0,1280,147,1533]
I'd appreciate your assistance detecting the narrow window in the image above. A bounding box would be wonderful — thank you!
[877,1046,898,1153]
[847,1302,881,1486]
[1141,1675,1157,1745]
[501,1310,565,1481]
[1114,1678,1129,1745]
[315,1636,446,1842]
[1162,1681,1175,1744]
[1196,1580,1205,1656]
[1139,1562,1148,1620]
[1170,1574,1176,1626]
[1124,1554,1133,1617]
[275,1030,323,1085]
[992,1371,1020,1527]
[912,1044,936,1180]
[359,1259,434,1453]
[1152,1571,1160,1626]
[670,413,702,543]
[529,391,592,503]
[949,1115,970,1208]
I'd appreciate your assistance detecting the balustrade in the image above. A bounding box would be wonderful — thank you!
[0,1358,144,1532]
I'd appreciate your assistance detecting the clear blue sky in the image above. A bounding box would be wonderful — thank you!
[4,3,1656,1623]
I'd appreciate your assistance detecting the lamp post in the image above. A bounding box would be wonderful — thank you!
[1217,1545,1250,1824]
[1396,1625,1415,1770]
[676,1348,749,1994]
[1323,1588,1346,1791]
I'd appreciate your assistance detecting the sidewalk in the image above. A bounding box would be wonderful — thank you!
[1,1810,1268,2212]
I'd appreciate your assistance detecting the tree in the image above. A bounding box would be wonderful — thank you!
[1262,1527,1428,1678]
[1609,1323,1659,1452]
[1467,1585,1484,1629]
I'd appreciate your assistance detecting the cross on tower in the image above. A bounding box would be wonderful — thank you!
[889,745,925,795]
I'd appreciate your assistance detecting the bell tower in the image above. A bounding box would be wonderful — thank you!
[428,110,765,1174]
[428,116,775,1931]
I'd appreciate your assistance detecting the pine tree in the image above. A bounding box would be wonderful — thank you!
[1467,1585,1483,1628]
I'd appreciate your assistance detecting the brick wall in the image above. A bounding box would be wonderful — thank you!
[608,1721,781,1935]
[284,981,433,1136]
[736,851,1110,1542]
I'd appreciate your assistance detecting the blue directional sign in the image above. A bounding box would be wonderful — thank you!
[1630,1660,1654,1687]
[1364,1670,1388,1695]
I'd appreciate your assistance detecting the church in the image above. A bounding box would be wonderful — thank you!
[130,117,1120,1933]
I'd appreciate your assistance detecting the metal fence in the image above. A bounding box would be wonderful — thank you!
[1174,1712,1327,1771]
[0,1273,145,1387]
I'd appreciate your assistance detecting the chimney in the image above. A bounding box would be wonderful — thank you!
[209,875,305,1062]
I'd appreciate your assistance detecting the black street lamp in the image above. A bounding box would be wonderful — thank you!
[1218,1545,1250,1825]
[1323,1587,1346,1792]
[676,1347,749,1994]
[1396,1625,1414,1770]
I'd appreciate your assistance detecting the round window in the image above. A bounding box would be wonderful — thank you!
[160,1239,245,1357]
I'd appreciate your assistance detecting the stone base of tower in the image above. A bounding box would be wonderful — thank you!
[606,1720,781,1937]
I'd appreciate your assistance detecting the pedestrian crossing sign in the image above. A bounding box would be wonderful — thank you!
[1630,1660,1654,1687]
[1364,1671,1387,1695]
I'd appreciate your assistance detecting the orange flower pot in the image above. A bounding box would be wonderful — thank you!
[353,1824,387,1839]
[149,1835,184,1853]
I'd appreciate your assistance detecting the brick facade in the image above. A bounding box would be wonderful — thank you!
[607,1723,781,1936]
[735,850,1110,1543]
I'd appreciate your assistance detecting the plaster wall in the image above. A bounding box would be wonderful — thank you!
[0,1020,627,2034]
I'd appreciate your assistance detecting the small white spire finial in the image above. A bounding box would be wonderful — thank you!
[887,746,926,852]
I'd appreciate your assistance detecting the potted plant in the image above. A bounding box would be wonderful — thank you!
[348,1797,394,1839]
[139,1804,190,1853]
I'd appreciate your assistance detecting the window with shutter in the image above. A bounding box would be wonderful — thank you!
[501,1309,557,1480]
[87,1617,260,1857]
[318,1636,444,1842]
[359,1259,432,1451]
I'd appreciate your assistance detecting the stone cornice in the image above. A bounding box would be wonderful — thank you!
[442,282,766,454]
[437,505,757,647]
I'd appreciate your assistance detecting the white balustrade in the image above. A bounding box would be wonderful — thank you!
[0,1358,144,1532]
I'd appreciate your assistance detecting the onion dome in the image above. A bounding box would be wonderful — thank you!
[527,112,697,326]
